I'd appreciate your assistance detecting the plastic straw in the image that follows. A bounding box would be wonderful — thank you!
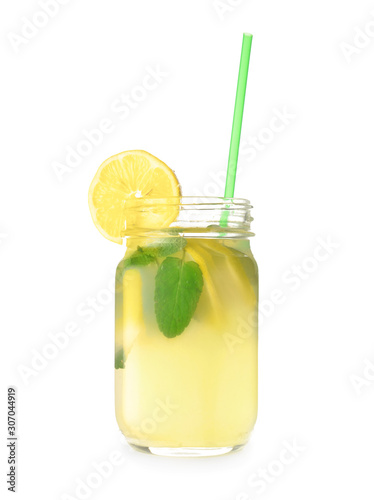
[224,33,253,198]
[220,33,253,226]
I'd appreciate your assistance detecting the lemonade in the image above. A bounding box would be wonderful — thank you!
[115,233,258,454]
[89,150,258,456]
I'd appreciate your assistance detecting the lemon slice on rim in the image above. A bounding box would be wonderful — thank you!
[88,150,180,244]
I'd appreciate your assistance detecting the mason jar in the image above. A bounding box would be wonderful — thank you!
[115,197,258,457]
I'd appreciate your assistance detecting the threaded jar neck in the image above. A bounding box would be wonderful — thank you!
[121,197,254,239]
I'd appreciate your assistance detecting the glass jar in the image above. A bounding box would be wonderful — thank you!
[115,197,258,457]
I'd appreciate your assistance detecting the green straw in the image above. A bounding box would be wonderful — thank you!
[221,33,253,225]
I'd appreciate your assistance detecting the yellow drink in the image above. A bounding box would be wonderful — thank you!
[115,235,258,456]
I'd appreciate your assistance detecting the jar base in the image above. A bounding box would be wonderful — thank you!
[128,442,246,457]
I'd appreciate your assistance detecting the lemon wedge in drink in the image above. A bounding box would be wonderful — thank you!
[89,150,180,244]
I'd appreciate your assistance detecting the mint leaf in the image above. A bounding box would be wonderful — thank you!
[116,238,187,284]
[116,246,157,283]
[148,237,187,257]
[154,257,203,338]
[115,347,125,369]
[124,246,157,266]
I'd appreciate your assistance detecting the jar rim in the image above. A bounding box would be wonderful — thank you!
[121,196,254,239]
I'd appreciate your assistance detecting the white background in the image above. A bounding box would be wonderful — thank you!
[1,0,374,498]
